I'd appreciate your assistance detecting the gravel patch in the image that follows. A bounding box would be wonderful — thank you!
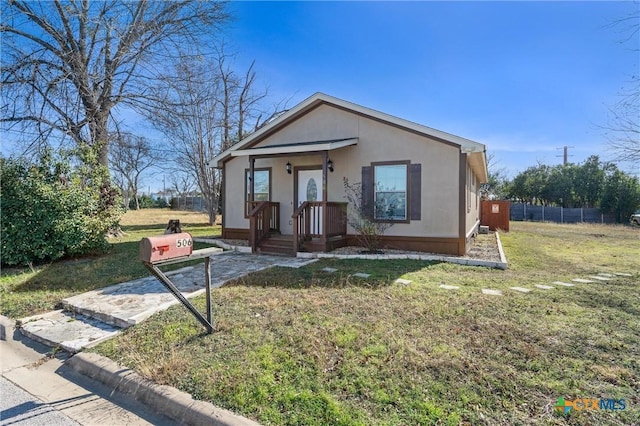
[330,232,502,262]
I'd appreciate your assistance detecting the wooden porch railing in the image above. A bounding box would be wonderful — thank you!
[324,202,348,238]
[248,201,280,253]
[292,202,310,255]
[292,202,347,254]
[247,201,280,231]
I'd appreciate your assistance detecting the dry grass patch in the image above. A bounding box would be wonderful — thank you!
[119,208,214,228]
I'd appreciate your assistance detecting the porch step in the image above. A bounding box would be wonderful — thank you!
[259,235,294,256]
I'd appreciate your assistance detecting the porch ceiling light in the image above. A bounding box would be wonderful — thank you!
[327,159,334,172]
[286,161,292,174]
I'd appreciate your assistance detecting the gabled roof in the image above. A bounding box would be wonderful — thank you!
[210,92,487,180]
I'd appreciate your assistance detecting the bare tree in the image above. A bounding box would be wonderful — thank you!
[480,152,509,199]
[1,1,228,172]
[109,133,162,210]
[605,81,640,165]
[170,173,196,197]
[214,45,268,150]
[604,4,640,165]
[145,50,273,224]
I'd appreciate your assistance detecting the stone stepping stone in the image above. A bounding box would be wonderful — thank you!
[482,289,502,296]
[510,287,532,293]
[534,284,554,290]
[395,278,412,285]
[440,284,459,290]
[353,273,371,278]
[276,259,319,269]
[18,310,121,353]
[598,273,614,277]
[572,278,595,283]
[322,267,338,273]
[553,281,575,287]
[614,272,632,277]
[589,276,611,281]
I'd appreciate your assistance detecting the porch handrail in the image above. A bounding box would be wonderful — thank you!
[246,201,280,231]
[249,201,271,253]
[292,201,348,254]
[292,201,309,254]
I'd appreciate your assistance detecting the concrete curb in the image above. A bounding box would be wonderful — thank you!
[495,232,508,267]
[194,237,508,269]
[295,246,508,270]
[67,352,260,426]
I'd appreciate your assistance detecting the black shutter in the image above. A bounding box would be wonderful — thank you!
[361,166,373,219]
[410,163,421,221]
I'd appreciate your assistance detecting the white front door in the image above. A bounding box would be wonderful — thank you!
[297,169,323,234]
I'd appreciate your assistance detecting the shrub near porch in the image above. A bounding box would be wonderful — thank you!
[93,222,639,425]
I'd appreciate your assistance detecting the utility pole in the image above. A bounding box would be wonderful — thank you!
[556,146,574,165]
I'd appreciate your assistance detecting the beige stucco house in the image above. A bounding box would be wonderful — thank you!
[210,93,487,256]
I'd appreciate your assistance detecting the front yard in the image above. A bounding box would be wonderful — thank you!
[0,209,218,319]
[89,220,639,425]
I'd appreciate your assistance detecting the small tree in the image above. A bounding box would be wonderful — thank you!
[600,165,640,223]
[343,177,393,253]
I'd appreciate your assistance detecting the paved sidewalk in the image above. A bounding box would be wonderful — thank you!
[1,316,174,426]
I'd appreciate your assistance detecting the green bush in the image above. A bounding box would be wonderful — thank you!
[128,195,168,209]
[1,154,123,266]
[154,197,168,208]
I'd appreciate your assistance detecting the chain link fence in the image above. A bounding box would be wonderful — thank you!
[509,203,616,224]
[170,196,207,212]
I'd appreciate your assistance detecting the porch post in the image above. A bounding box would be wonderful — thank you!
[321,151,328,246]
[249,156,255,202]
[249,156,256,252]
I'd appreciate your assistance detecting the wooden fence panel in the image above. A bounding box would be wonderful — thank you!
[481,200,510,231]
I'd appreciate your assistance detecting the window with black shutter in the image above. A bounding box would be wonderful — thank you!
[361,161,421,223]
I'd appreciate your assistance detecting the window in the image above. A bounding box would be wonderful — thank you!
[245,168,271,215]
[374,163,408,221]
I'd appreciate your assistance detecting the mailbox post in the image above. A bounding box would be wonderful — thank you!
[139,233,222,334]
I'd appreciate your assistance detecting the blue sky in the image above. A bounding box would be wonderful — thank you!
[2,1,637,189]
[224,1,639,178]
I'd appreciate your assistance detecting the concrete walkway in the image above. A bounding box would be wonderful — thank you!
[18,252,317,353]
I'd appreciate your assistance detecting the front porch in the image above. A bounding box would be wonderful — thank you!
[230,138,356,256]
[247,200,348,256]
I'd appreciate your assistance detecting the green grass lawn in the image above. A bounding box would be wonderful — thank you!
[91,221,639,426]
[0,209,218,318]
[2,213,639,425]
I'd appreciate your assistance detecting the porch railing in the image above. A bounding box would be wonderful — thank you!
[292,202,347,253]
[247,201,280,231]
[248,201,280,253]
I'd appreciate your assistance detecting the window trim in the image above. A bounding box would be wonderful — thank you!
[467,165,472,213]
[244,167,272,217]
[371,160,411,224]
